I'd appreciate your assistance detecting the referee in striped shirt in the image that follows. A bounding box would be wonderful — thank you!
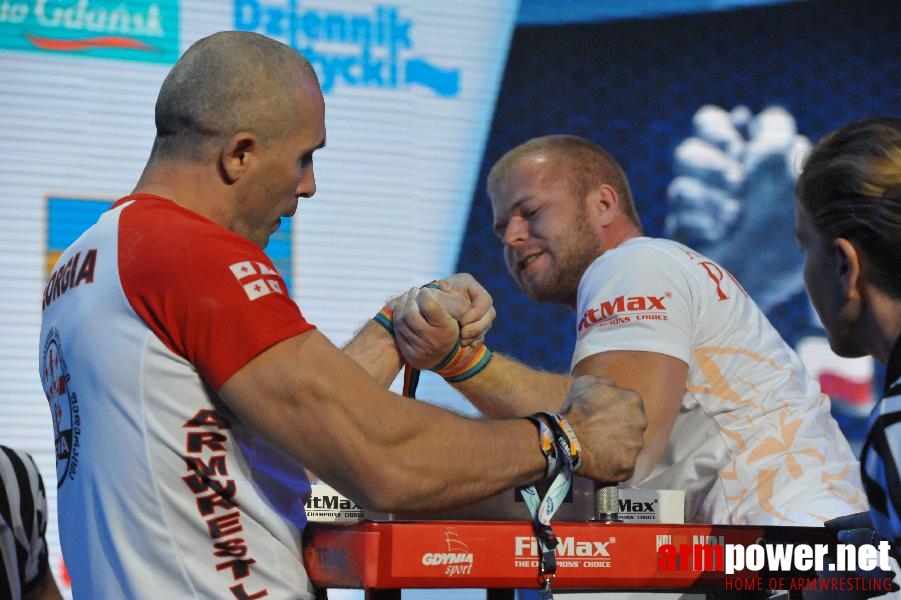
[1,446,63,600]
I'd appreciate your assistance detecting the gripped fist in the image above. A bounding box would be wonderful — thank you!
[561,375,647,483]
[392,286,467,370]
[392,274,496,370]
[435,273,496,347]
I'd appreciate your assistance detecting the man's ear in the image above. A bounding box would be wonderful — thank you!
[589,184,619,225]
[834,237,862,300]
[219,132,257,184]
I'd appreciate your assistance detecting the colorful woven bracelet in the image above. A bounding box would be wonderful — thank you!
[372,305,395,334]
[373,279,437,334]
[437,344,493,383]
[429,336,462,372]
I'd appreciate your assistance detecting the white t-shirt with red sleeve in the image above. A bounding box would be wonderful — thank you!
[572,237,866,525]
[39,195,318,599]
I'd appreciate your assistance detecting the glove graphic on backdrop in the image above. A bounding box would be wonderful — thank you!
[665,105,810,313]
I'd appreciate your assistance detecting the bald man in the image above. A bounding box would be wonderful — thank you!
[38,33,646,599]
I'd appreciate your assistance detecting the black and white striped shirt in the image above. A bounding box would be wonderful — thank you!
[0,446,51,600]
[861,335,901,559]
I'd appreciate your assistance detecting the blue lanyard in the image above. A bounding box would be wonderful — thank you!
[519,413,583,598]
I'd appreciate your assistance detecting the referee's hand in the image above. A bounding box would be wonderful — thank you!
[822,511,899,598]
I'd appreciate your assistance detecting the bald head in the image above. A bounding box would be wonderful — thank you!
[488,134,642,230]
[152,31,320,161]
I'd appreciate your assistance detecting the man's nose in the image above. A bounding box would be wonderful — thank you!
[297,166,316,198]
[503,216,528,246]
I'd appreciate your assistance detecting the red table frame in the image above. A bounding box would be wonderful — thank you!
[304,520,840,599]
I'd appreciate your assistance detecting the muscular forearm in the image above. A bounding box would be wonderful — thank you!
[344,285,466,388]
[451,352,573,418]
[304,346,547,511]
[336,405,547,512]
[572,351,687,483]
[223,332,547,513]
[342,319,403,388]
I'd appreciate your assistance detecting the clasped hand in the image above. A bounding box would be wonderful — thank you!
[390,273,496,370]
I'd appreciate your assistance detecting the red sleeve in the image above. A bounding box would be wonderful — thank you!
[117,196,315,389]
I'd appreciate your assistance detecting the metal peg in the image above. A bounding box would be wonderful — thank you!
[592,482,621,523]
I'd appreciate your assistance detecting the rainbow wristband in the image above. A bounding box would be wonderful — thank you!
[373,279,492,387]
[372,305,394,334]
[372,280,437,334]
[435,343,493,383]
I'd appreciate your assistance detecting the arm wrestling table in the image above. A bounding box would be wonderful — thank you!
[303,520,841,599]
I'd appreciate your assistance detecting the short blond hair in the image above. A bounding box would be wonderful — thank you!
[487,134,642,231]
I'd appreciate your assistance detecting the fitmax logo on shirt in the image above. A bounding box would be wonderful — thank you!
[234,0,460,97]
[577,293,671,333]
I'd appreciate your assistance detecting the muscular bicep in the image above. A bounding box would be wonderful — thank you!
[572,350,687,481]
[218,329,405,504]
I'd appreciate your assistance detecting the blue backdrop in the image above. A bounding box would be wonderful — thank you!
[457,0,901,449]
